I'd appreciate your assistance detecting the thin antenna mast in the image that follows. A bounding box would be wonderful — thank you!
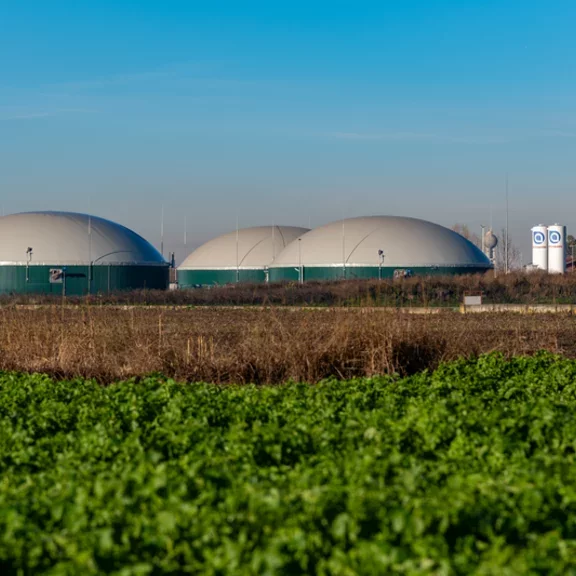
[342,215,346,279]
[161,204,164,257]
[505,174,509,274]
[88,213,92,291]
[236,215,239,283]
[87,195,93,292]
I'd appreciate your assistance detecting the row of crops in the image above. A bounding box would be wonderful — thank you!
[2,354,576,574]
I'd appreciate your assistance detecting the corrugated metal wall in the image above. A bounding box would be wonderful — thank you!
[269,266,491,283]
[0,265,169,295]
[177,269,266,287]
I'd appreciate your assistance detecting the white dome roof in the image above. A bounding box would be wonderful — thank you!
[270,216,491,269]
[0,212,166,266]
[179,226,309,270]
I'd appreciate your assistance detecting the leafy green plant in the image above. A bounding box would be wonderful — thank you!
[2,354,576,574]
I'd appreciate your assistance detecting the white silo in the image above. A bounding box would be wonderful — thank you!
[548,224,566,274]
[531,225,548,271]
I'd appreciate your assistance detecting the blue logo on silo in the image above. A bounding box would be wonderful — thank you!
[533,231,545,245]
[549,231,562,245]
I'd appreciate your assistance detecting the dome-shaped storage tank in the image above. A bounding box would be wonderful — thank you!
[0,211,168,294]
[269,216,492,281]
[178,225,309,286]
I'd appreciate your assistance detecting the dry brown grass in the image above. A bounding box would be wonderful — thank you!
[2,271,576,307]
[0,307,574,383]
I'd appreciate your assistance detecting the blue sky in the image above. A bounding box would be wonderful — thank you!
[1,0,575,263]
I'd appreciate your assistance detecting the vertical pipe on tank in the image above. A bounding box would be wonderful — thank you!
[548,224,566,274]
[531,225,548,271]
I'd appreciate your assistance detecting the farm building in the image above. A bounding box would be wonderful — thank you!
[0,211,169,294]
[269,216,492,281]
[178,225,309,286]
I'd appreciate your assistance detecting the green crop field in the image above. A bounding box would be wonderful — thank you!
[2,354,576,574]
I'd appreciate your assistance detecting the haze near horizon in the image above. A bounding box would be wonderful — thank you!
[2,0,575,264]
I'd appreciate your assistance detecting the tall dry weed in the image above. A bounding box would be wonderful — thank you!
[2,270,576,307]
[0,307,572,383]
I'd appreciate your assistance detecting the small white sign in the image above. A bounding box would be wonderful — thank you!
[464,295,482,306]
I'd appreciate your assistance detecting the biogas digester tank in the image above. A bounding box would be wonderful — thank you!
[178,225,309,286]
[269,216,492,281]
[0,211,168,294]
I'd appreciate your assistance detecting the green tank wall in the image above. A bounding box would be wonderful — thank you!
[178,269,267,287]
[269,265,491,282]
[0,265,169,295]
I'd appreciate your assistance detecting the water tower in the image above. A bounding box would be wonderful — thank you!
[483,228,498,267]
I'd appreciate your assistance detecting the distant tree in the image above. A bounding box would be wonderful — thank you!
[453,223,522,271]
[452,224,481,249]
[568,234,576,269]
[495,227,522,271]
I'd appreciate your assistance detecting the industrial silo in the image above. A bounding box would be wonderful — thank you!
[178,225,309,286]
[531,225,548,271]
[269,216,492,281]
[547,224,566,274]
[0,211,168,294]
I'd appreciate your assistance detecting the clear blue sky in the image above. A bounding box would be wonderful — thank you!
[2,0,575,263]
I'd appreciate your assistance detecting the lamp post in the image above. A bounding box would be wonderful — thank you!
[26,247,33,284]
[378,249,384,280]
